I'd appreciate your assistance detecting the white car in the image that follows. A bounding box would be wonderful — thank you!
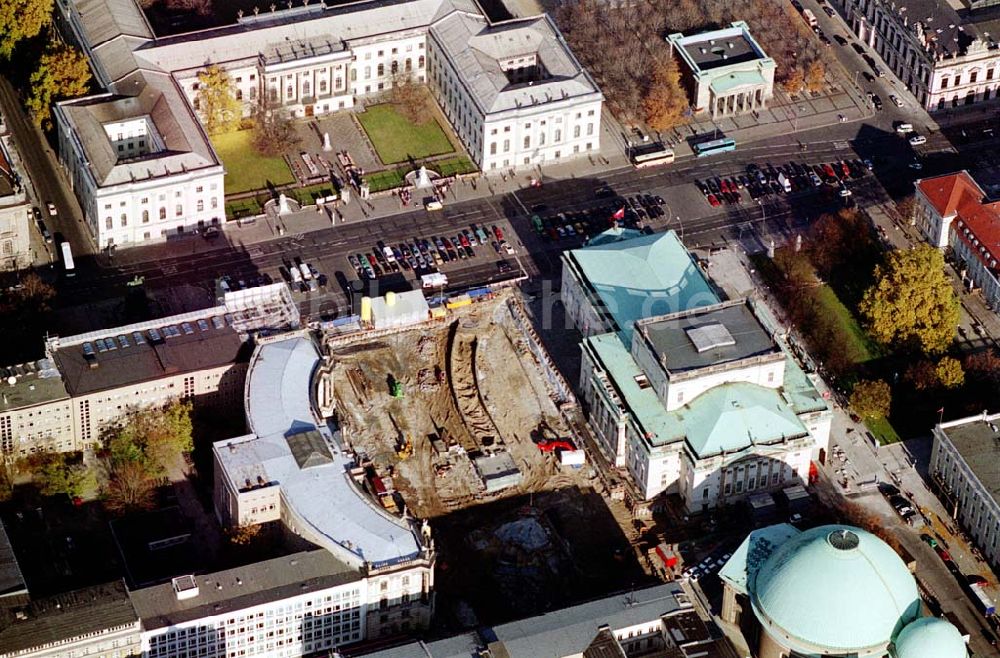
[890,94,905,107]
[908,134,927,146]
[46,202,57,217]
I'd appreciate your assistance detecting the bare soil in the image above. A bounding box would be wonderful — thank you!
[327,294,586,519]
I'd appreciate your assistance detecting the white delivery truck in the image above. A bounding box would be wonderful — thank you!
[421,272,448,289]
[777,172,792,193]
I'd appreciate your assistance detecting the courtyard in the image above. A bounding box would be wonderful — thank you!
[356,103,456,165]
[210,130,294,195]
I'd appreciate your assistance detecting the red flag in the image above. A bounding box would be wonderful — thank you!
[612,206,625,221]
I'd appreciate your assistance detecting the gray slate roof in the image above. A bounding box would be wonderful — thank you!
[56,70,220,187]
[429,12,602,114]
[129,549,362,630]
[0,581,138,654]
[362,583,690,658]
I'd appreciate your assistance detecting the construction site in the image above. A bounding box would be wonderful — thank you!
[323,290,647,622]
[326,289,588,519]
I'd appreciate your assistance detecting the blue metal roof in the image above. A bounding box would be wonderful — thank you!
[566,230,719,343]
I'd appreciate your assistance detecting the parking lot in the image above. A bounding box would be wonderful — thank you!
[693,157,874,208]
[346,222,516,281]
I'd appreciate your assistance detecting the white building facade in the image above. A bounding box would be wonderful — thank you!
[930,412,1000,571]
[845,0,1000,111]
[579,300,830,512]
[57,0,604,250]
[668,22,776,119]
[0,284,299,457]
[133,550,434,658]
[915,171,1000,312]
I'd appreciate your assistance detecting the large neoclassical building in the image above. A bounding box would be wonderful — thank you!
[56,0,603,248]
[720,523,968,658]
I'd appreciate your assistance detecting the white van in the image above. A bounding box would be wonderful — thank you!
[895,122,914,134]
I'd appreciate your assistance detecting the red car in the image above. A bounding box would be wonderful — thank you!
[839,161,851,179]
[822,163,837,180]
[707,194,721,207]
[493,225,504,241]
[459,233,470,248]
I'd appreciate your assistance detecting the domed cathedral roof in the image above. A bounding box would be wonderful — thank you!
[749,525,921,655]
[893,616,968,658]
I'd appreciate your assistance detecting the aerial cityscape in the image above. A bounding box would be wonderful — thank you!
[0,0,998,652]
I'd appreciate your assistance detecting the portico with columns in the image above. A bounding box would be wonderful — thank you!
[669,22,776,119]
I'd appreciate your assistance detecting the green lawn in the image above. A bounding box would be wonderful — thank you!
[211,130,294,194]
[866,414,902,445]
[433,155,477,177]
[357,104,454,165]
[813,285,878,363]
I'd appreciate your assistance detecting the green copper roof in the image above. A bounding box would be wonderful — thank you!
[893,617,968,658]
[566,230,718,343]
[675,383,808,458]
[583,334,816,453]
[710,69,768,94]
[751,525,921,654]
[719,523,800,596]
[584,227,644,247]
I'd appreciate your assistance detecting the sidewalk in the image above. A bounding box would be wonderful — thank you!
[108,147,633,268]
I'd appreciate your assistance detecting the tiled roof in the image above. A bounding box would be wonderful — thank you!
[919,171,1000,271]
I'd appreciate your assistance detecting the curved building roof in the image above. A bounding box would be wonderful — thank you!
[221,335,422,568]
[750,525,920,654]
[893,617,967,658]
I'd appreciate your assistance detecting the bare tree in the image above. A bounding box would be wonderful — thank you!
[386,71,433,124]
[251,96,301,157]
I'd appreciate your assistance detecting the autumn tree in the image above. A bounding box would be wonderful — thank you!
[26,43,92,129]
[849,379,891,420]
[387,71,433,125]
[805,60,826,93]
[102,460,156,514]
[0,0,52,59]
[195,65,242,135]
[251,97,301,157]
[643,55,688,132]
[100,401,193,513]
[780,67,805,94]
[859,246,959,354]
[164,0,212,15]
[903,359,938,391]
[226,523,262,546]
[24,451,93,498]
[936,356,965,389]
[105,400,193,475]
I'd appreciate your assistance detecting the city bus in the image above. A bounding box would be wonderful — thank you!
[631,145,676,168]
[60,241,75,277]
[693,137,737,158]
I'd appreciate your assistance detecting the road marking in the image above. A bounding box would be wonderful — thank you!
[161,264,177,275]
[834,141,850,150]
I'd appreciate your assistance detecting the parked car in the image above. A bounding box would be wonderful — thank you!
[909,134,927,146]
[37,221,52,243]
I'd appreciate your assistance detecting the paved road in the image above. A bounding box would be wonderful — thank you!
[52,133,899,326]
[0,75,93,259]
